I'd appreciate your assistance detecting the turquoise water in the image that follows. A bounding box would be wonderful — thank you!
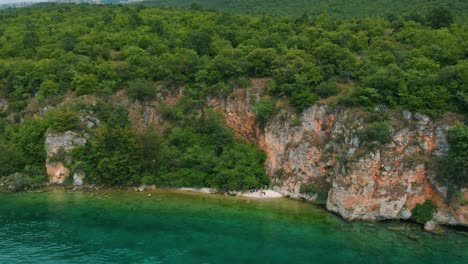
[0,188,466,263]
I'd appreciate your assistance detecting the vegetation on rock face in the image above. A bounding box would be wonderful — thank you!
[254,97,276,129]
[411,199,437,224]
[68,102,269,189]
[0,3,466,192]
[357,122,393,146]
[438,122,468,194]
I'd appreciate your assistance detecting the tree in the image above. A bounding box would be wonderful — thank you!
[438,122,468,189]
[412,200,437,224]
[62,31,79,52]
[77,126,143,186]
[313,42,356,80]
[211,143,269,190]
[426,7,454,29]
[22,31,40,51]
[186,31,213,56]
[45,108,81,132]
[38,80,61,100]
[246,48,276,77]
[10,118,47,168]
[0,142,25,177]
[125,78,155,102]
[140,128,162,174]
[71,73,98,95]
[254,97,276,129]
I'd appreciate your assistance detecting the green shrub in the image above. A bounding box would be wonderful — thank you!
[72,73,98,95]
[126,78,156,102]
[38,80,61,100]
[357,122,392,145]
[0,142,25,177]
[2,170,47,192]
[254,97,276,128]
[141,175,156,185]
[291,90,318,111]
[72,125,144,186]
[412,199,437,223]
[315,82,340,98]
[3,173,31,192]
[45,108,81,132]
[437,122,468,190]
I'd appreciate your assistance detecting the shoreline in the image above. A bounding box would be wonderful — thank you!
[4,185,467,233]
[177,187,283,199]
[4,184,285,200]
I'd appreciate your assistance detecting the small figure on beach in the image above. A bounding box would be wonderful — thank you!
[259,187,266,196]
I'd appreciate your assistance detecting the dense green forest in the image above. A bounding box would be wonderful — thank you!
[141,0,468,20]
[0,3,466,190]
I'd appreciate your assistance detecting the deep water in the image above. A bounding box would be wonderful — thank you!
[0,188,466,263]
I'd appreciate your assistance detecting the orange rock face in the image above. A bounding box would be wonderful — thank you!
[205,80,466,225]
[46,162,70,184]
[82,79,466,226]
[45,131,86,185]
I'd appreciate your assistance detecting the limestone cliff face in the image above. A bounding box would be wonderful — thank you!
[41,86,466,226]
[45,131,86,185]
[210,84,467,226]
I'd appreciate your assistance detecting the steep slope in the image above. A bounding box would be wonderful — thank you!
[206,80,466,226]
[142,0,468,19]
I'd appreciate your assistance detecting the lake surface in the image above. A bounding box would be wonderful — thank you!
[0,188,466,263]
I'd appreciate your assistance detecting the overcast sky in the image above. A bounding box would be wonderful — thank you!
[0,0,47,4]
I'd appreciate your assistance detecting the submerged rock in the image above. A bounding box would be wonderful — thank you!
[387,226,405,231]
[424,221,444,234]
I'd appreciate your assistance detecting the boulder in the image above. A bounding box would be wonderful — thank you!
[424,220,444,234]
[73,171,85,186]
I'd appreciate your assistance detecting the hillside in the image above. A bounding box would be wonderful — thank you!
[0,4,466,225]
[141,0,468,19]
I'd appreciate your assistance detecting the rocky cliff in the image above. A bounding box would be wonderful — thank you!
[209,81,467,226]
[42,81,467,226]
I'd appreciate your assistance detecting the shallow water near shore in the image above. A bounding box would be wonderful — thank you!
[0,188,466,263]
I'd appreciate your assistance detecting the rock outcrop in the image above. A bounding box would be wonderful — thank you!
[424,220,444,234]
[49,80,466,226]
[45,131,86,184]
[208,81,467,226]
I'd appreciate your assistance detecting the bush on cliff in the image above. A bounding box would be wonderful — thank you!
[45,108,81,132]
[437,122,468,191]
[412,199,437,224]
[254,97,276,129]
[356,122,393,146]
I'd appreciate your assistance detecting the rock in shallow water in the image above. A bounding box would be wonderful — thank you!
[424,220,444,234]
[73,171,85,186]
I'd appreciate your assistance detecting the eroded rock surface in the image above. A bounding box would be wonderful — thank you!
[207,83,467,226]
[45,131,86,184]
